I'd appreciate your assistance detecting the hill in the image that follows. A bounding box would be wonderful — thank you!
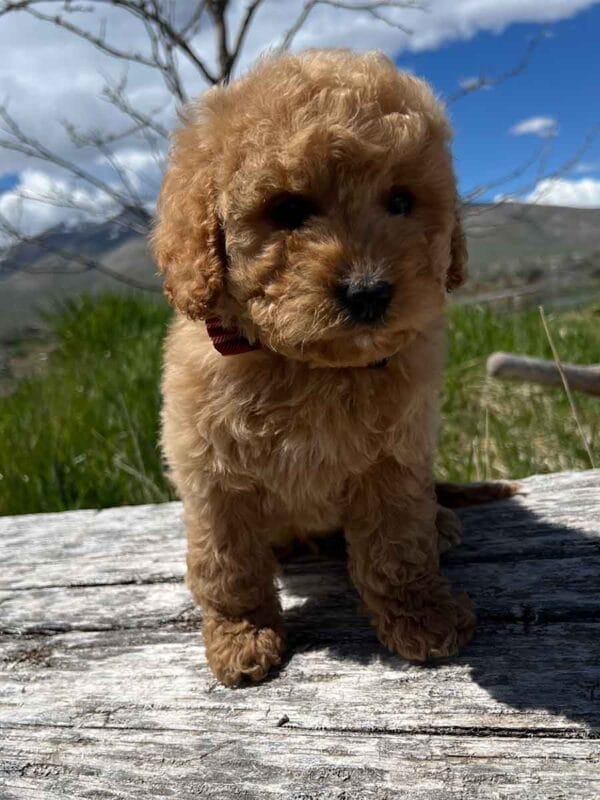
[460,203,600,308]
[0,212,161,342]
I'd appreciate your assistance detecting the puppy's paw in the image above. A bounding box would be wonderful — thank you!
[375,588,475,662]
[203,614,285,687]
[436,505,463,555]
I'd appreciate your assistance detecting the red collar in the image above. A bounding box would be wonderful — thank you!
[205,317,261,356]
[205,317,388,368]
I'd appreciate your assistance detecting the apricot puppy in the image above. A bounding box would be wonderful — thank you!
[152,49,475,687]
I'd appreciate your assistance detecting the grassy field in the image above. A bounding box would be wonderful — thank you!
[1,293,599,515]
[0,295,173,515]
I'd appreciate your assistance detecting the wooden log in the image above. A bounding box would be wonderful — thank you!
[486,351,600,395]
[1,469,600,798]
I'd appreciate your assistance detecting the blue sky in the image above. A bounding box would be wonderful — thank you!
[0,0,599,243]
[402,3,600,200]
[0,173,19,193]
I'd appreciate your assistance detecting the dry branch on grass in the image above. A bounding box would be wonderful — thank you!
[486,352,600,397]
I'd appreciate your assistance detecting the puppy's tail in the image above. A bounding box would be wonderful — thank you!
[435,480,520,509]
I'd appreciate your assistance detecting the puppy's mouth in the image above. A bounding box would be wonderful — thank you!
[263,322,416,369]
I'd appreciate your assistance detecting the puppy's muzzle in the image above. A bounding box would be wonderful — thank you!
[335,278,393,324]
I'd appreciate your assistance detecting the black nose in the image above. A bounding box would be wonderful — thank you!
[335,279,393,324]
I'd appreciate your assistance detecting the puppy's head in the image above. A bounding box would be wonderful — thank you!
[152,49,466,367]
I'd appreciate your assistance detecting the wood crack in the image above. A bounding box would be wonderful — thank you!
[287,724,600,740]
[3,574,183,592]
[2,719,598,740]
[2,606,600,640]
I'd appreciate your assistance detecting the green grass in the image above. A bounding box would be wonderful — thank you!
[0,295,174,515]
[1,293,599,515]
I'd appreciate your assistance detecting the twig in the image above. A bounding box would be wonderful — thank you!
[180,0,209,37]
[463,140,550,205]
[463,122,600,209]
[0,106,140,211]
[446,30,548,105]
[229,0,266,75]
[278,0,319,52]
[278,0,421,51]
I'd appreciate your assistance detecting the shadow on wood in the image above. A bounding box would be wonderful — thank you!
[279,490,600,735]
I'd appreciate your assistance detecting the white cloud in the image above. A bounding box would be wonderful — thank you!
[0,169,120,246]
[573,161,600,174]
[497,176,600,208]
[0,150,166,247]
[510,116,558,137]
[0,0,598,235]
[525,177,600,207]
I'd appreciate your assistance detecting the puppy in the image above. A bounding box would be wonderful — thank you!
[152,49,475,687]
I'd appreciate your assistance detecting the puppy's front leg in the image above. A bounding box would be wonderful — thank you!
[345,459,475,661]
[184,489,284,687]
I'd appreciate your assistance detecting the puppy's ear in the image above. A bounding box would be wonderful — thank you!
[151,129,225,320]
[446,204,467,292]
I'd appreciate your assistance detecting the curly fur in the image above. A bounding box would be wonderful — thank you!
[152,49,474,687]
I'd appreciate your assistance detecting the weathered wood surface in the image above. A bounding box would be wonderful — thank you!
[487,351,600,396]
[1,470,600,799]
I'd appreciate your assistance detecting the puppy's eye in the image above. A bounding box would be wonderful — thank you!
[386,187,414,216]
[268,193,315,230]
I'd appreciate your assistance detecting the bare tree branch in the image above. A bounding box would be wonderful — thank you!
[229,0,265,75]
[0,180,151,235]
[19,4,161,69]
[317,0,420,33]
[317,0,420,9]
[278,0,421,52]
[0,1,219,91]
[495,123,600,206]
[180,0,209,37]
[6,188,121,227]
[463,139,552,206]
[60,118,144,209]
[277,0,319,52]
[461,123,600,241]
[95,141,145,207]
[99,78,169,182]
[101,76,170,140]
[105,0,219,86]
[0,105,137,211]
[208,0,232,81]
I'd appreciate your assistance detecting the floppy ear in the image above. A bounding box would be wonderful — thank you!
[151,128,226,320]
[446,204,467,292]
